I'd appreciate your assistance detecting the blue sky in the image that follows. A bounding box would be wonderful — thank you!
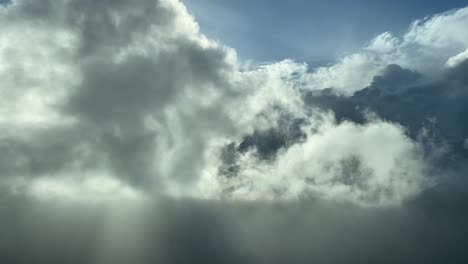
[184,0,468,64]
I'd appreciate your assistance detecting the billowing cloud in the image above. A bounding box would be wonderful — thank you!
[0,0,242,197]
[305,7,468,93]
[220,115,429,206]
[1,0,466,207]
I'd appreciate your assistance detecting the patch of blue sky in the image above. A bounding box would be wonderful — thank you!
[184,0,468,64]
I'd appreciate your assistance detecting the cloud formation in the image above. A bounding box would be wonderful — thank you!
[1,0,468,263]
[1,0,467,207]
[306,7,468,93]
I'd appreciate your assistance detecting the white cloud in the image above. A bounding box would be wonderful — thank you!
[304,7,468,94]
[446,48,468,68]
[0,0,463,207]
[217,114,429,206]
[404,8,468,51]
[306,53,380,93]
[366,32,399,53]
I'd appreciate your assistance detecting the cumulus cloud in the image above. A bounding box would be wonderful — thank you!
[0,0,242,197]
[218,113,430,206]
[304,7,468,93]
[1,0,466,208]
[446,48,468,68]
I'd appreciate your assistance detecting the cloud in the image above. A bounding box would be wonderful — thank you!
[304,7,468,93]
[1,0,465,208]
[446,48,468,68]
[2,196,468,264]
[219,113,429,206]
[1,1,468,263]
[0,0,245,197]
[0,0,466,210]
[304,60,468,165]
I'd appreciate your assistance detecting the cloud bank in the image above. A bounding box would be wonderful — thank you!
[4,0,467,207]
[2,0,468,263]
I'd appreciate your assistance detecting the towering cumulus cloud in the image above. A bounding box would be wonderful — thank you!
[0,0,243,200]
[1,1,468,263]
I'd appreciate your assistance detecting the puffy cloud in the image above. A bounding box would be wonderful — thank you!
[0,0,466,210]
[446,48,468,68]
[304,7,468,93]
[365,32,399,53]
[304,60,468,166]
[0,0,244,197]
[218,114,429,206]
[404,7,468,52]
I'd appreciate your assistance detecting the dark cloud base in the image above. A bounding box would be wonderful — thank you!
[2,194,468,264]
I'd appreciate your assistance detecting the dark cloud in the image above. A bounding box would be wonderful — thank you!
[0,126,97,179]
[2,194,468,264]
[365,64,422,92]
[237,117,306,159]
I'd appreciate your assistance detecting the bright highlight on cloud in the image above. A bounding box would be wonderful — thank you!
[0,0,468,208]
